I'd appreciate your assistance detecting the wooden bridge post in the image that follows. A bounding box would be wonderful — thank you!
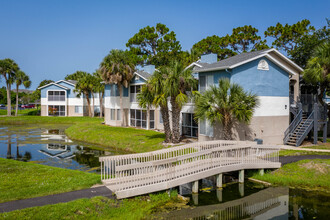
[313,103,318,145]
[216,173,223,188]
[192,180,199,194]
[239,170,244,183]
[259,169,264,176]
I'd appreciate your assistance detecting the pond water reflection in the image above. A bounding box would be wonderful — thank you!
[164,181,330,219]
[0,124,122,172]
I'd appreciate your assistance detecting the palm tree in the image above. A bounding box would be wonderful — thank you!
[0,59,19,116]
[100,49,136,126]
[14,71,31,116]
[73,72,94,117]
[162,61,197,143]
[93,71,105,118]
[194,78,258,140]
[303,41,330,110]
[149,71,173,143]
[138,84,154,130]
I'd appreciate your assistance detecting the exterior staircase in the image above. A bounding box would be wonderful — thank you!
[284,111,315,147]
[285,98,328,147]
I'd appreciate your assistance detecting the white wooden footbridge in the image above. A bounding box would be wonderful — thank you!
[99,140,281,199]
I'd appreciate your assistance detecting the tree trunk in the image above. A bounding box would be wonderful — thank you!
[170,97,181,143]
[85,92,92,117]
[160,105,172,143]
[223,117,233,140]
[91,92,95,117]
[6,82,11,116]
[99,91,103,118]
[119,85,124,126]
[147,106,150,130]
[15,84,19,116]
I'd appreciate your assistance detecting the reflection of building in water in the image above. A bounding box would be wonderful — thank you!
[40,129,73,143]
[163,187,289,220]
[39,144,82,159]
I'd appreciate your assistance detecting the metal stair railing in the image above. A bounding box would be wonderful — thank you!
[295,111,314,147]
[283,109,302,144]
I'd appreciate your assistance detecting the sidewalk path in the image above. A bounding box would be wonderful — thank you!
[0,186,113,213]
[279,155,330,165]
[280,145,330,153]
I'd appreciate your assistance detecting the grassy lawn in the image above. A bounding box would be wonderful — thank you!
[252,159,330,192]
[0,108,39,116]
[0,191,186,219]
[0,158,101,203]
[0,116,165,153]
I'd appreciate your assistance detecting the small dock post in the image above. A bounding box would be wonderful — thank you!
[216,173,223,188]
[259,169,264,176]
[192,180,199,194]
[239,170,244,183]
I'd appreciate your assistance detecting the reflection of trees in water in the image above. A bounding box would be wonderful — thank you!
[289,188,330,220]
[73,146,104,168]
[6,133,32,162]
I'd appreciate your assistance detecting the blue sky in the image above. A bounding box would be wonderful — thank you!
[0,0,329,89]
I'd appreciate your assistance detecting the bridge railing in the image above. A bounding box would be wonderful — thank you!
[99,141,280,193]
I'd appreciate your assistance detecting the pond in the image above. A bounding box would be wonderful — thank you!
[163,181,330,219]
[0,124,123,172]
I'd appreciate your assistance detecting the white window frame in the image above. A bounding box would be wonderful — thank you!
[47,105,66,116]
[47,90,66,102]
[182,113,198,137]
[75,106,83,114]
[110,109,115,120]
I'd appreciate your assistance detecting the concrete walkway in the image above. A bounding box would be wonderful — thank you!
[280,145,330,152]
[279,155,330,165]
[0,186,113,213]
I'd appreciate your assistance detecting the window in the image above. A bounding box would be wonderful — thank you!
[159,111,163,124]
[117,109,121,120]
[75,106,83,114]
[48,105,65,116]
[110,85,116,97]
[130,85,141,102]
[199,119,213,137]
[182,113,198,137]
[48,91,65,101]
[135,76,140,81]
[199,76,206,93]
[110,109,115,120]
[150,110,155,129]
[130,109,153,129]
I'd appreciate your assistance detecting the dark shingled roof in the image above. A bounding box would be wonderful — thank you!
[135,70,152,80]
[194,49,272,72]
[66,80,77,85]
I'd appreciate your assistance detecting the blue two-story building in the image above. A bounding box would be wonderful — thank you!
[103,49,302,144]
[39,80,102,116]
[192,48,302,144]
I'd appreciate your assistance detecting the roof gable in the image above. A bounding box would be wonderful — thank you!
[38,83,70,90]
[193,49,303,75]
